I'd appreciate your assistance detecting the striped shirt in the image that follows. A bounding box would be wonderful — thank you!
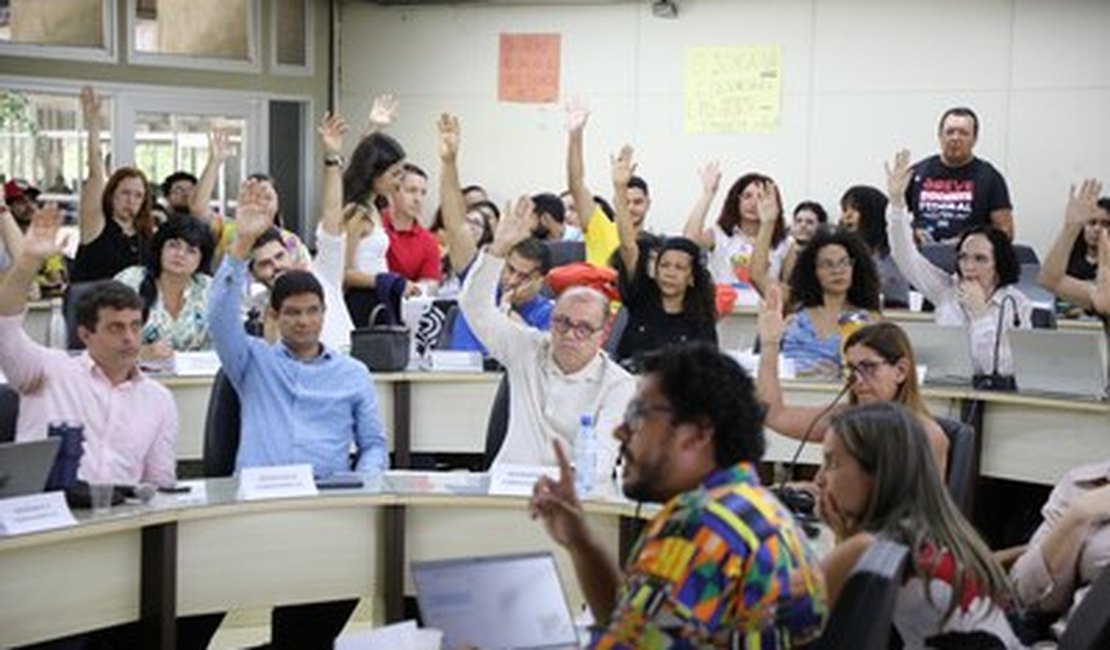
[593,462,827,649]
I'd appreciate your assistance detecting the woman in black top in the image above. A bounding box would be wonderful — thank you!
[72,86,154,281]
[611,145,717,368]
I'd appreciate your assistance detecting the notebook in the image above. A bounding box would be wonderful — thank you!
[1010,328,1109,399]
[0,438,62,499]
[897,321,975,385]
[412,552,580,650]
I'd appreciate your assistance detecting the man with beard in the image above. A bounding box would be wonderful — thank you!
[530,343,827,647]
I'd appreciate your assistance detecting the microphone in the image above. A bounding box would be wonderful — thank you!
[772,375,855,537]
[972,292,1020,392]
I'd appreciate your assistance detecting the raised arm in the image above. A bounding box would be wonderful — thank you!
[1094,229,1110,316]
[749,181,783,299]
[885,150,954,303]
[361,93,398,137]
[565,98,597,234]
[611,145,639,278]
[0,204,59,317]
[1038,179,1102,310]
[756,284,832,438]
[438,113,478,273]
[78,86,107,245]
[458,197,539,361]
[189,129,233,220]
[317,112,349,237]
[0,204,22,266]
[681,162,721,250]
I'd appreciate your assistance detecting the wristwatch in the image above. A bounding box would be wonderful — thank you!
[324,153,345,167]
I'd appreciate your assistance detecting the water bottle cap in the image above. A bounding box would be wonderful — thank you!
[579,414,593,427]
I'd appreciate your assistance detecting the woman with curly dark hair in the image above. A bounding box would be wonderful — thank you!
[611,146,717,368]
[778,228,882,376]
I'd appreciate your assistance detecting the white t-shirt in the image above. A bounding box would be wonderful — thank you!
[708,224,788,286]
[352,224,390,276]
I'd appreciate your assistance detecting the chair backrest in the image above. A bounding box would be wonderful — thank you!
[1013,244,1039,266]
[1060,564,1110,650]
[815,538,910,650]
[1030,307,1057,330]
[920,244,957,275]
[482,374,511,470]
[202,370,241,477]
[936,416,976,517]
[62,281,102,350]
[435,304,460,350]
[545,240,586,269]
[0,384,19,444]
[603,306,629,357]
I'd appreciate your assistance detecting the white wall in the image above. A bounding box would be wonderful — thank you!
[338,0,1110,257]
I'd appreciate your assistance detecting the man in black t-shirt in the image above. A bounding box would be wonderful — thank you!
[905,107,1013,242]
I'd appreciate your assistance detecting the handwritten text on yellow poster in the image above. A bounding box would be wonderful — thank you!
[685,45,782,133]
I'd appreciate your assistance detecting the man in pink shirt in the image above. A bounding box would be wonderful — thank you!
[0,204,177,487]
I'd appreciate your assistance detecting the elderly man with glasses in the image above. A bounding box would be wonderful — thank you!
[459,196,634,475]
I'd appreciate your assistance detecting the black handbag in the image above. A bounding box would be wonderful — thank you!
[350,305,411,372]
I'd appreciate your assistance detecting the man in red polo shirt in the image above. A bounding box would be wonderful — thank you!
[385,163,442,289]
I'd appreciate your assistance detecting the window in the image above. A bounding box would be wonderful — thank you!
[129,0,259,72]
[0,0,115,63]
[272,0,313,75]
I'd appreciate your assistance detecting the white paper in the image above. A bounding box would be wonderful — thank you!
[0,491,77,536]
[335,620,443,650]
[237,464,319,501]
[174,480,208,506]
[173,351,222,376]
[488,463,559,497]
[427,350,483,372]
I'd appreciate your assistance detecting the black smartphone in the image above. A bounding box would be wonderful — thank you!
[315,476,365,490]
[157,484,192,494]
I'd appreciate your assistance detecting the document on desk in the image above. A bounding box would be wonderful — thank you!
[0,491,77,536]
[173,350,222,376]
[238,464,318,501]
[335,620,442,650]
[488,464,560,497]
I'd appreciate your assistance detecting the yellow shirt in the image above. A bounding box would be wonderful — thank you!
[583,206,619,268]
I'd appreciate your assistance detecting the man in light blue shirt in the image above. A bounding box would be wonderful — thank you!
[208,178,387,476]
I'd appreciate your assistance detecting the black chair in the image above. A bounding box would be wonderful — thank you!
[481,374,510,470]
[1031,307,1057,329]
[921,243,957,275]
[1013,244,1039,265]
[936,416,976,517]
[0,384,19,444]
[1059,565,1110,650]
[435,304,460,350]
[545,240,585,269]
[603,306,628,357]
[202,370,241,477]
[814,538,910,650]
[62,281,101,350]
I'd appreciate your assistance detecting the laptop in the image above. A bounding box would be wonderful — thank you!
[412,552,580,650]
[1010,329,1109,399]
[0,438,62,499]
[897,321,975,385]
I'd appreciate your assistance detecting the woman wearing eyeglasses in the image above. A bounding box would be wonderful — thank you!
[772,227,882,377]
[758,296,949,476]
[610,146,717,369]
[885,150,1032,376]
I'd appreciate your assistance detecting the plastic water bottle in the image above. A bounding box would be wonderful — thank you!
[574,414,597,498]
[46,297,67,349]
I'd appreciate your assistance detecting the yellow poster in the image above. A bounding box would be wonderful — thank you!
[684,45,782,133]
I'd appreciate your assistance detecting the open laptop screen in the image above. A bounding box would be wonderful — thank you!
[0,438,61,499]
[412,552,579,650]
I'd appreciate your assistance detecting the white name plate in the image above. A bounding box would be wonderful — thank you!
[488,463,560,497]
[0,491,77,536]
[238,464,319,501]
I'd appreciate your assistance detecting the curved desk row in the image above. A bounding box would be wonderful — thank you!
[161,371,1109,487]
[0,476,643,648]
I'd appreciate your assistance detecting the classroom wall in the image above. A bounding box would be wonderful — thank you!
[337,0,1110,258]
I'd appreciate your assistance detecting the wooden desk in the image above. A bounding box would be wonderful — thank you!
[0,477,643,648]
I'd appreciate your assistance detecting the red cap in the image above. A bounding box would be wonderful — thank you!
[4,179,41,202]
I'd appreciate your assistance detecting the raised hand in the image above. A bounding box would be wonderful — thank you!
[758,283,787,346]
[318,111,349,157]
[79,86,102,121]
[819,488,858,540]
[885,149,913,209]
[20,203,62,263]
[529,439,588,549]
[437,113,460,162]
[699,161,722,195]
[755,180,779,224]
[234,179,275,244]
[565,97,590,133]
[491,195,538,255]
[208,129,233,164]
[610,145,636,188]
[366,93,399,132]
[1065,178,1103,227]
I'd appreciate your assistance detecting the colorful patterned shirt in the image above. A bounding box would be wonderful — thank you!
[592,462,827,649]
[115,266,213,351]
